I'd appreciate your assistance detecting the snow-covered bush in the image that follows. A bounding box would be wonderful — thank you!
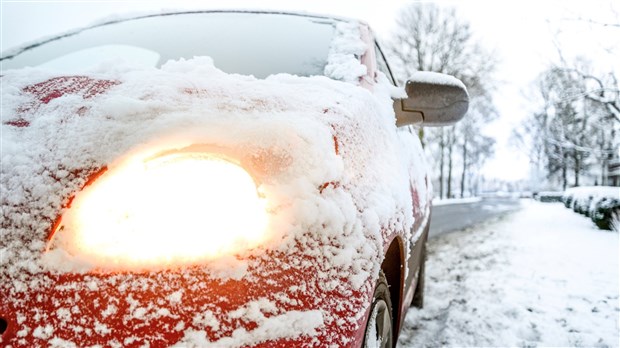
[563,186,620,231]
[562,192,574,208]
[590,197,620,231]
[574,196,592,215]
[535,191,563,202]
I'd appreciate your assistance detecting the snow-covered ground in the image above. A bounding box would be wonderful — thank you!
[399,200,619,347]
[432,197,482,206]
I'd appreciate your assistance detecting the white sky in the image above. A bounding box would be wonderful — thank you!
[1,0,618,182]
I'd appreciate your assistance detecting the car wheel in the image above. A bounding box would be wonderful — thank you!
[363,271,393,348]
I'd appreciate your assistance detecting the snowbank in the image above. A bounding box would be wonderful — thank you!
[399,200,619,347]
[562,186,620,231]
[564,186,619,202]
[432,197,481,206]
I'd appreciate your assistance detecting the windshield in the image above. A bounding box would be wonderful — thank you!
[0,12,337,78]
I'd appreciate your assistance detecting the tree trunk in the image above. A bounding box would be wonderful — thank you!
[601,158,607,186]
[574,152,580,187]
[438,129,445,199]
[418,128,425,148]
[460,138,468,198]
[562,152,568,190]
[447,140,453,198]
[600,128,606,186]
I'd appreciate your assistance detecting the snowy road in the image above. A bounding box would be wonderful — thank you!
[429,197,522,237]
[399,200,619,347]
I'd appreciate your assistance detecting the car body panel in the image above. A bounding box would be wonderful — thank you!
[0,11,432,347]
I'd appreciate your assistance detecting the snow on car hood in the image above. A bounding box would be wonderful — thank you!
[0,55,428,345]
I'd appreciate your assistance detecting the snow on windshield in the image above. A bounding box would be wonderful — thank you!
[0,12,336,78]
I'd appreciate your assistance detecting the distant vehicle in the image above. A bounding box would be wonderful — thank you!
[0,11,468,347]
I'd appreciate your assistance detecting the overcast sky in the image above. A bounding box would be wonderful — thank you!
[2,0,618,182]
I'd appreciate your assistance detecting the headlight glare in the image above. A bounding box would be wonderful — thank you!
[49,152,268,270]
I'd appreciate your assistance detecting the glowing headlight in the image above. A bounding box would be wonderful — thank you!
[51,152,268,269]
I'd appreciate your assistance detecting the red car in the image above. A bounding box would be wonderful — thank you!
[0,11,468,347]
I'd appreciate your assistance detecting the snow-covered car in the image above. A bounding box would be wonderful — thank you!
[0,11,468,347]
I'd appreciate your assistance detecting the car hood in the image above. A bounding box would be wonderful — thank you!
[0,57,424,346]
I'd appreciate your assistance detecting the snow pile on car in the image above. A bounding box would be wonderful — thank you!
[0,21,429,347]
[324,21,368,83]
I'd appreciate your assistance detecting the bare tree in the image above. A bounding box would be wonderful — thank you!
[515,62,618,189]
[386,3,499,198]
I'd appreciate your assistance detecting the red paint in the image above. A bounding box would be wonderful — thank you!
[3,119,30,127]
[22,76,120,104]
[319,181,341,194]
[333,135,340,155]
[329,124,340,155]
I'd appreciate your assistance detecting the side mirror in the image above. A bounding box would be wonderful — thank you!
[394,72,469,127]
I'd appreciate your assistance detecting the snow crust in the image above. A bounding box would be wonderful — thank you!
[1,55,413,275]
[409,71,467,90]
[0,22,429,346]
[324,21,368,83]
[174,303,323,347]
[399,200,619,347]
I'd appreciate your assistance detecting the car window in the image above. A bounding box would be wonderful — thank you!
[1,12,337,78]
[374,42,396,85]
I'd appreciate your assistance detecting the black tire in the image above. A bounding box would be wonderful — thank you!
[363,271,394,348]
[411,246,426,308]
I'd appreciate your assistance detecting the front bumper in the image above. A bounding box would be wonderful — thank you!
[1,249,371,347]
